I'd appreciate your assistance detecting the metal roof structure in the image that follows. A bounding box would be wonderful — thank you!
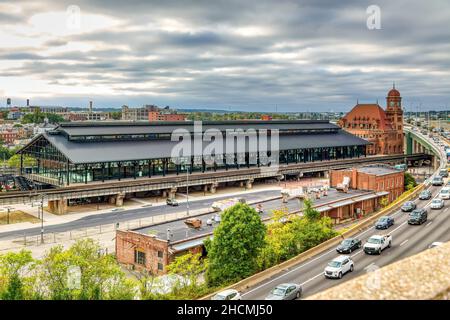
[18,120,369,165]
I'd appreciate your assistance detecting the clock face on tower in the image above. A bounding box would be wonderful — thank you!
[390,101,395,107]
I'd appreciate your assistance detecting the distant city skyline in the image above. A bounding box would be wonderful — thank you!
[1,1,449,112]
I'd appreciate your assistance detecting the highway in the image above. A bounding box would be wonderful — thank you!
[242,182,450,299]
[242,132,450,300]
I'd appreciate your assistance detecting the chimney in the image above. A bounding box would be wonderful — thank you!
[26,99,30,107]
[89,101,93,113]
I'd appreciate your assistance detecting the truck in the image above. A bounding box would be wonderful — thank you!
[363,234,392,255]
[211,197,246,212]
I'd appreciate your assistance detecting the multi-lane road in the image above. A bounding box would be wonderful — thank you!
[0,189,281,240]
[242,132,450,300]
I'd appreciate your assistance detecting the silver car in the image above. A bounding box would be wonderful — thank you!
[430,198,444,210]
[265,283,302,300]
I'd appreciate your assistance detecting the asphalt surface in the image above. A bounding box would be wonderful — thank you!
[0,189,280,240]
[241,181,450,300]
[136,188,368,242]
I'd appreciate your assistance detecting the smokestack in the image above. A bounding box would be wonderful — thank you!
[26,99,30,107]
[89,101,93,113]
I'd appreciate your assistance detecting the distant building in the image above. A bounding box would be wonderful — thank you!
[29,105,68,114]
[338,85,404,155]
[330,164,404,203]
[122,105,159,121]
[122,105,186,122]
[148,111,186,122]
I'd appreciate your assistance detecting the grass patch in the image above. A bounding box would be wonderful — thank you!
[0,211,40,225]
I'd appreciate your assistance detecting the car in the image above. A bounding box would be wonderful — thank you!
[166,198,179,206]
[375,216,394,229]
[428,242,444,249]
[265,283,302,300]
[211,289,241,300]
[439,169,449,178]
[430,198,445,209]
[439,187,450,200]
[432,176,444,186]
[324,256,354,279]
[401,201,417,212]
[363,234,392,255]
[336,238,362,254]
[408,208,428,225]
[419,190,432,200]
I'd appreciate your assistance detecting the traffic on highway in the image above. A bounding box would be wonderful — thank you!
[231,129,450,300]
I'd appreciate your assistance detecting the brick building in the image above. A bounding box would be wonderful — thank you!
[330,165,404,203]
[338,85,404,155]
[148,111,186,122]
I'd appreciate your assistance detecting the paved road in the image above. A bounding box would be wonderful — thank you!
[0,189,281,240]
[241,181,450,300]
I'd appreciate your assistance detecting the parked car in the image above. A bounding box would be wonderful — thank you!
[419,190,432,200]
[265,283,302,300]
[336,238,362,254]
[401,201,416,212]
[408,208,428,225]
[430,198,445,210]
[166,198,179,206]
[211,289,241,300]
[324,256,354,279]
[375,216,394,229]
[439,187,450,200]
[432,176,444,186]
[363,234,392,255]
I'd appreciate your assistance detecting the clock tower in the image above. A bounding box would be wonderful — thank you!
[385,83,404,153]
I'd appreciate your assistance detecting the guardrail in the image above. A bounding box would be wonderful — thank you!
[199,184,425,300]
[200,127,447,300]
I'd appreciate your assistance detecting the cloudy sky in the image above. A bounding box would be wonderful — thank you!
[0,0,449,112]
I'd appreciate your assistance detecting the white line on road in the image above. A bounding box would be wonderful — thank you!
[400,239,409,247]
[390,221,407,234]
[425,221,433,227]
[300,272,323,286]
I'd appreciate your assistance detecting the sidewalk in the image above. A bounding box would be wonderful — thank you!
[0,184,282,234]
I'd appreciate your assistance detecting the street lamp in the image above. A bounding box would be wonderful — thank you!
[185,159,190,217]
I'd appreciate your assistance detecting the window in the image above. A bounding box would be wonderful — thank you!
[134,250,146,265]
[157,251,164,259]
[157,263,164,271]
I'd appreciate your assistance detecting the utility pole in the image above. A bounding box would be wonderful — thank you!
[186,160,190,216]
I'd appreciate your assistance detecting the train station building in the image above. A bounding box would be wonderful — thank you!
[17,120,369,187]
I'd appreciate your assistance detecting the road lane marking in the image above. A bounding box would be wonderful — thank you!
[390,221,407,234]
[300,273,323,286]
[425,221,433,227]
[241,246,337,296]
[400,239,409,246]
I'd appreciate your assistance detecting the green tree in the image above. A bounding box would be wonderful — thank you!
[205,203,266,286]
[404,172,417,191]
[7,154,36,168]
[303,198,321,221]
[39,239,136,300]
[110,111,122,120]
[0,250,36,300]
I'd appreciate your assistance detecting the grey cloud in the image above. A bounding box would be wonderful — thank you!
[1,0,450,111]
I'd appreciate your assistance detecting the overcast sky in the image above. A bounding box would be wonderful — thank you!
[1,0,449,112]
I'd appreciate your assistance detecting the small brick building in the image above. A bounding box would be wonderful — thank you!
[330,165,404,203]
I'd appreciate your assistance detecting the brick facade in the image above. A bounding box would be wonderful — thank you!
[116,230,170,274]
[330,166,404,203]
[338,86,404,155]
